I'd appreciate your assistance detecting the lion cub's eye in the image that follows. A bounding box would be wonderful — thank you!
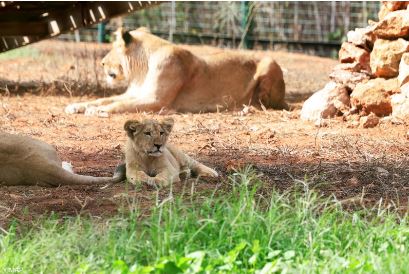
[160,131,164,136]
[144,132,151,136]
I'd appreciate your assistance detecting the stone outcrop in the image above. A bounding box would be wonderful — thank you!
[300,82,350,122]
[360,113,380,128]
[391,83,409,118]
[347,26,376,50]
[370,38,409,78]
[339,42,371,68]
[378,1,409,21]
[398,53,409,85]
[329,69,370,90]
[301,1,409,126]
[374,9,409,39]
[350,78,398,116]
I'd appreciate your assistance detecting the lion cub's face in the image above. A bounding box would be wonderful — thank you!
[124,118,174,157]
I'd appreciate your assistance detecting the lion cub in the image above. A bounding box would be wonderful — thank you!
[124,118,218,186]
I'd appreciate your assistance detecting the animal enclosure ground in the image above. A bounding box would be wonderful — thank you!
[1,40,409,227]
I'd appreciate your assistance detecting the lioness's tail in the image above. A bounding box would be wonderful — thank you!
[47,163,126,186]
[253,57,288,110]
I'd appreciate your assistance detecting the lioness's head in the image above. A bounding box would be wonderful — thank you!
[124,118,174,157]
[101,27,151,85]
[101,28,132,84]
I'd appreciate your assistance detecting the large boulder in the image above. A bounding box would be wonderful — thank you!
[391,83,409,118]
[339,42,371,72]
[374,9,409,39]
[350,78,399,116]
[301,82,350,122]
[370,38,409,78]
[398,53,409,86]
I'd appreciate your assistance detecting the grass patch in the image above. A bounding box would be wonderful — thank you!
[1,168,409,273]
[0,46,39,60]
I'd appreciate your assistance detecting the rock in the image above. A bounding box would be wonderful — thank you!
[329,69,370,90]
[350,78,399,116]
[347,26,376,50]
[401,82,409,95]
[378,1,409,21]
[398,53,409,86]
[301,82,350,122]
[376,166,389,176]
[346,120,360,128]
[339,42,371,71]
[370,38,409,78]
[391,83,409,118]
[333,62,363,73]
[360,113,380,128]
[314,119,328,128]
[374,9,409,39]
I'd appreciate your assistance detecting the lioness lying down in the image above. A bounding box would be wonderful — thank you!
[0,133,124,186]
[65,27,287,116]
[124,118,218,187]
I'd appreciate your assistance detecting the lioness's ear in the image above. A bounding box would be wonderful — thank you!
[136,26,151,33]
[124,120,142,137]
[161,118,174,133]
[114,28,132,48]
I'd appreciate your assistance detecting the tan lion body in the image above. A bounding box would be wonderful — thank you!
[65,28,287,115]
[0,133,124,186]
[124,118,218,186]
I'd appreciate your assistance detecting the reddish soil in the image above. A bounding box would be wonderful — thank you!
[1,40,409,227]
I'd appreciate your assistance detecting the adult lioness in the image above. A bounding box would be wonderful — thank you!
[123,118,218,187]
[65,27,287,116]
[0,133,125,186]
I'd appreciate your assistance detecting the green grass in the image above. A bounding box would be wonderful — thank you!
[1,168,409,273]
[0,46,39,60]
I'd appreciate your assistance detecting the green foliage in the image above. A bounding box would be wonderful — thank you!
[327,27,345,42]
[1,167,409,273]
[0,46,39,60]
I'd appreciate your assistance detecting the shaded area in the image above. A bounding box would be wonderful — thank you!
[1,92,409,227]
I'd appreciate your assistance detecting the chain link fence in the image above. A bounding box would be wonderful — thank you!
[59,1,380,57]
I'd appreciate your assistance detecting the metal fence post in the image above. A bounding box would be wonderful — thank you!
[97,23,106,43]
[240,1,253,49]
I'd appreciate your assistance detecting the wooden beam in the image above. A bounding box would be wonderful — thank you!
[0,1,161,52]
[0,22,49,36]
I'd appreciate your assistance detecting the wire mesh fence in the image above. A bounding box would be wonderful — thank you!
[59,1,380,57]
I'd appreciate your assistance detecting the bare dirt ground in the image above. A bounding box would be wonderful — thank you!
[1,40,409,227]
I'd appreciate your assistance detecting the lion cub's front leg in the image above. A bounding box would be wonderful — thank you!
[126,167,179,187]
[190,162,219,178]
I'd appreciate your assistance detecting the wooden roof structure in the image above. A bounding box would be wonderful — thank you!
[0,1,159,52]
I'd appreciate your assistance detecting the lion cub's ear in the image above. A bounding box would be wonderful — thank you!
[161,118,174,133]
[124,120,143,137]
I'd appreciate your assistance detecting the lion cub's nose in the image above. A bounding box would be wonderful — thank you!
[154,144,161,150]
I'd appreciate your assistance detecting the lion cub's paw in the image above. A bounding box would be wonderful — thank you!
[179,167,191,180]
[199,166,219,178]
[65,103,87,114]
